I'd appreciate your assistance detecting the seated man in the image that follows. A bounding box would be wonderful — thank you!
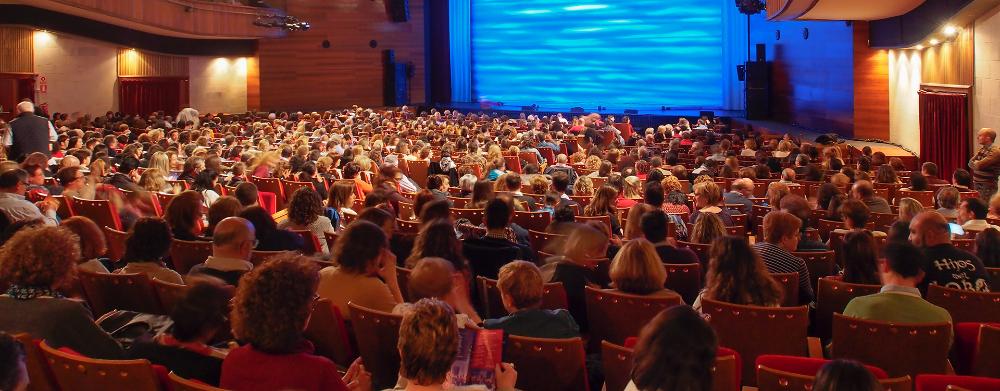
[780,195,829,251]
[723,178,755,221]
[935,186,961,220]
[910,211,992,293]
[462,198,535,274]
[503,173,537,211]
[483,261,580,339]
[851,180,891,214]
[550,171,578,210]
[754,211,814,305]
[108,157,143,192]
[922,162,949,185]
[844,242,952,324]
[234,182,260,208]
[0,168,57,226]
[640,210,698,264]
[188,217,256,286]
[543,154,579,188]
[958,198,1000,232]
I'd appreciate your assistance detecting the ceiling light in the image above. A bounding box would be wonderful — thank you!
[915,44,924,50]
[943,25,958,36]
[929,38,940,46]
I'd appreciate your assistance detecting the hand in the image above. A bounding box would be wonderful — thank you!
[495,362,517,390]
[377,249,398,281]
[342,358,371,391]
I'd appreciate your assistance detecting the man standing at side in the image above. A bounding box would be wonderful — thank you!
[4,101,55,162]
[969,128,1000,200]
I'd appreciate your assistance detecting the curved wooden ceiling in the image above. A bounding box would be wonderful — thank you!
[769,0,926,21]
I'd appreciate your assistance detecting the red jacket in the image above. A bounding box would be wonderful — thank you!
[220,341,348,391]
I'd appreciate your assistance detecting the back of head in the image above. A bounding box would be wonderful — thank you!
[171,281,231,342]
[811,359,880,391]
[408,257,456,301]
[484,197,513,229]
[238,206,276,234]
[706,236,781,306]
[0,169,26,190]
[779,194,811,225]
[883,241,926,278]
[398,298,459,386]
[763,210,801,244]
[60,216,107,260]
[123,217,172,263]
[498,261,544,310]
[936,186,960,209]
[644,181,665,207]
[331,220,387,274]
[231,253,319,354]
[212,216,255,248]
[632,305,717,391]
[234,182,259,207]
[0,226,79,289]
[610,239,666,295]
[640,210,669,242]
[965,197,989,219]
[976,227,1000,267]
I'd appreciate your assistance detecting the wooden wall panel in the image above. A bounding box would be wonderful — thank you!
[922,26,974,86]
[0,26,34,74]
[853,22,891,140]
[257,0,425,111]
[117,48,189,77]
[246,55,261,112]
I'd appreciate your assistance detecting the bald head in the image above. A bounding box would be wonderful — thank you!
[908,211,951,247]
[978,128,997,146]
[851,180,875,200]
[212,217,256,260]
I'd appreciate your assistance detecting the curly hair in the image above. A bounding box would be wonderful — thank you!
[398,298,459,385]
[287,187,324,226]
[0,226,80,289]
[231,253,320,354]
[660,175,683,194]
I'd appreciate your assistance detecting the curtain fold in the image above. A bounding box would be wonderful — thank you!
[16,77,35,103]
[721,5,749,112]
[918,90,969,181]
[449,0,472,102]
[119,77,184,117]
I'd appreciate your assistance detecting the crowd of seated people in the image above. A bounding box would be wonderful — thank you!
[0,104,997,390]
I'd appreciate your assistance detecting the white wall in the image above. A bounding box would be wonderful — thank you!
[975,6,1000,133]
[33,31,118,116]
[189,56,248,114]
[888,49,922,154]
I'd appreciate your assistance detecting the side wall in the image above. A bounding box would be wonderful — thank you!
[975,5,1000,134]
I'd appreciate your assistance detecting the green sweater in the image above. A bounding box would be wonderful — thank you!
[843,289,952,325]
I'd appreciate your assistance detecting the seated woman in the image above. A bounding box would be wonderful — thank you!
[238,206,304,252]
[573,176,595,197]
[609,239,683,302]
[129,281,231,385]
[221,254,370,391]
[547,224,610,333]
[617,175,643,208]
[688,181,733,226]
[164,190,207,241]
[464,180,495,209]
[583,186,623,236]
[689,213,726,245]
[116,217,184,284]
[903,172,930,192]
[977,227,1000,268]
[193,170,221,208]
[342,162,373,195]
[279,188,336,254]
[693,236,783,311]
[317,221,403,319]
[60,216,110,273]
[484,260,579,339]
[874,164,901,184]
[0,226,124,359]
[840,231,881,285]
[390,298,517,391]
[815,183,842,212]
[627,305,717,391]
[831,199,886,238]
[325,181,358,230]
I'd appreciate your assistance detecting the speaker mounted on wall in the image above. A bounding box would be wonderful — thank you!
[385,0,409,22]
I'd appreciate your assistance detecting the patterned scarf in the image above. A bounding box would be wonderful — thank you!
[5,285,63,300]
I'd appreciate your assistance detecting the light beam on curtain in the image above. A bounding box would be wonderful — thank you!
[722,7,749,112]
[918,90,969,180]
[449,0,472,102]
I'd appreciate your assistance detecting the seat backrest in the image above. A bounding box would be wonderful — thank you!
[304,298,358,368]
[600,341,632,391]
[677,241,711,264]
[814,278,881,341]
[816,219,842,241]
[450,208,484,225]
[792,251,836,293]
[832,313,952,378]
[505,335,589,391]
[168,239,214,275]
[477,277,568,319]
[528,229,568,257]
[103,226,129,262]
[280,179,315,200]
[408,160,430,187]
[52,194,73,219]
[78,271,163,316]
[168,371,226,391]
[769,272,800,307]
[39,340,164,391]
[897,190,934,207]
[988,267,1000,291]
[925,285,1000,324]
[584,287,682,347]
[250,176,285,207]
[663,263,702,305]
[513,211,552,232]
[397,201,415,220]
[289,230,322,255]
[952,239,976,252]
[14,334,59,391]
[71,197,122,231]
[701,299,810,386]
[575,214,611,234]
[396,218,420,234]
[974,325,1000,377]
[915,374,1000,391]
[348,303,402,390]
[249,250,289,266]
[151,279,190,316]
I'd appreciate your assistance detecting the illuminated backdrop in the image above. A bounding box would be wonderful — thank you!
[470,0,727,109]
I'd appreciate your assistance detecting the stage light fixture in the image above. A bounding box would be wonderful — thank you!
[929,38,940,46]
[943,25,958,37]
[253,15,311,31]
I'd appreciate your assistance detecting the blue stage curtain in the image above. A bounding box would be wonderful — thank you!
[722,5,749,112]
[449,0,472,102]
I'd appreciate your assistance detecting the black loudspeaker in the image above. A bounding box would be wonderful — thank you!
[385,0,409,22]
[736,64,746,81]
[383,49,410,106]
[756,43,766,62]
[745,61,770,120]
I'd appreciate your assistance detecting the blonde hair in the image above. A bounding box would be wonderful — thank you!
[574,176,595,196]
[138,168,168,193]
[149,152,171,175]
[624,204,656,240]
[660,176,683,194]
[690,213,725,244]
[609,239,666,295]
[693,181,722,206]
[561,224,608,264]
[897,197,925,222]
[498,261,544,309]
[584,155,602,170]
[623,176,643,199]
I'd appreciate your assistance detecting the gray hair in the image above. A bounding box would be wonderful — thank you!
[16,101,33,114]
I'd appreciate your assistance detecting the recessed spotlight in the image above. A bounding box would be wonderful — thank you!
[943,25,958,36]
[915,44,924,50]
[929,38,940,46]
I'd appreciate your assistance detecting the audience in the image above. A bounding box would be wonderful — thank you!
[483,260,579,338]
[609,239,682,301]
[843,242,952,324]
[957,197,1000,232]
[164,190,207,241]
[238,206,304,252]
[976,227,1000,268]
[547,223,610,332]
[641,210,698,264]
[628,305,718,391]
[204,196,243,237]
[0,331,28,391]
[280,188,336,254]
[317,221,403,318]
[694,236,783,311]
[811,359,881,391]
[850,180,891,214]
[689,181,734,226]
[60,216,110,273]
[840,231,881,285]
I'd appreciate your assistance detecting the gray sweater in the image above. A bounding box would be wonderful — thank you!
[0,296,124,359]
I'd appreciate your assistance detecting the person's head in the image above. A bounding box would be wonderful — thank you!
[164,190,205,236]
[880,241,927,286]
[427,174,446,192]
[730,178,754,197]
[55,166,85,189]
[690,213,726,245]
[205,196,243,233]
[238,205,279,238]
[212,217,256,261]
[953,168,973,188]
[470,180,494,205]
[409,220,467,271]
[60,216,108,262]
[287,187,323,226]
[234,182,259,207]
[908,211,951,247]
[0,226,80,290]
[419,200,451,224]
[897,197,925,223]
[908,172,928,191]
[122,217,173,263]
[407,257,455,301]
[977,127,997,146]
[562,223,609,264]
[705,236,783,306]
[959,197,989,224]
[639,209,671,243]
[0,331,27,391]
[327,181,356,210]
[574,176,594,196]
[763,210,802,251]
[632,305,717,391]
[170,281,232,344]
[497,261,545,312]
[231,254,320,354]
[811,359,880,391]
[610,239,667,295]
[921,162,939,178]
[551,171,570,193]
[841,231,880,285]
[850,180,875,200]
[839,199,871,229]
[693,181,722,209]
[397,298,460,386]
[357,206,396,237]
[779,194,811,229]
[193,169,219,192]
[484,197,513,230]
[937,186,960,210]
[976,227,1000,267]
[0,169,27,194]
[331,220,388,275]
[643,181,665,207]
[458,174,477,193]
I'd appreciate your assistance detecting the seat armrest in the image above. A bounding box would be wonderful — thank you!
[807,337,824,358]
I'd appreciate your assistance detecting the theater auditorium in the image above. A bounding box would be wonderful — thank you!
[0,0,999,390]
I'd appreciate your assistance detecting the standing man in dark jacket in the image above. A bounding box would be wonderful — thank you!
[5,101,55,162]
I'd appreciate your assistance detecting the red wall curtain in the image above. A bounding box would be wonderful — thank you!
[919,90,969,181]
[119,77,185,117]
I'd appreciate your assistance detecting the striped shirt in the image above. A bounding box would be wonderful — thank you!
[753,242,814,304]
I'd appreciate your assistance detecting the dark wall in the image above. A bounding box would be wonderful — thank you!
[750,15,856,136]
